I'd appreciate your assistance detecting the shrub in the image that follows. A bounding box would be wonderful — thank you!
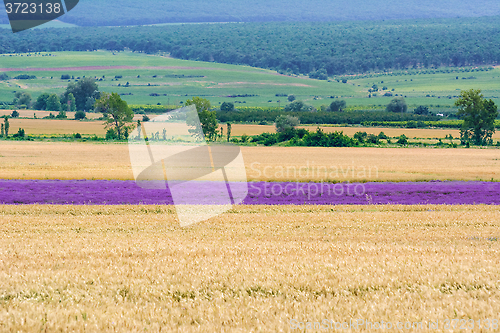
[11,110,19,118]
[74,133,82,139]
[61,74,71,80]
[106,128,117,140]
[353,131,368,143]
[142,115,150,122]
[275,115,300,132]
[367,134,380,144]
[386,97,408,113]
[12,128,25,138]
[397,134,408,145]
[74,111,86,120]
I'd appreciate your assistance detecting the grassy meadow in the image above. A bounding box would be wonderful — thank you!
[0,204,499,331]
[1,142,500,182]
[1,51,500,109]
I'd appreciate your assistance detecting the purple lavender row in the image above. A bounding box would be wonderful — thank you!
[0,180,499,205]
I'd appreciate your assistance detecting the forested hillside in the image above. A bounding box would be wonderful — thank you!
[1,0,500,26]
[1,17,500,77]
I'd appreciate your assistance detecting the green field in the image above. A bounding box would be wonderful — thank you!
[1,51,499,109]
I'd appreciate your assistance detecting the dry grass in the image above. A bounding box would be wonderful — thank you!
[1,142,499,182]
[0,110,103,120]
[3,117,499,140]
[229,124,500,140]
[0,204,499,332]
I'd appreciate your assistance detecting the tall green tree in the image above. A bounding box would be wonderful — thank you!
[46,94,61,111]
[329,99,346,112]
[275,115,300,132]
[185,97,218,141]
[455,89,498,145]
[14,92,31,107]
[3,116,9,137]
[94,92,134,140]
[386,97,407,113]
[35,93,50,110]
[67,93,77,111]
[64,77,99,111]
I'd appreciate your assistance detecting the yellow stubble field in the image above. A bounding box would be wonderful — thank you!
[1,141,499,182]
[0,204,499,332]
[3,117,500,140]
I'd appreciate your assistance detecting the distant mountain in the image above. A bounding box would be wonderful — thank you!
[1,0,500,26]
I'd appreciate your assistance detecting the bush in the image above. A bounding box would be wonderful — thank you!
[12,128,25,138]
[367,134,380,144]
[74,133,82,139]
[74,111,86,120]
[397,134,408,145]
[353,131,368,143]
[378,131,388,139]
[142,115,150,122]
[106,128,117,140]
[386,97,408,113]
[275,115,299,132]
[61,74,71,80]
[11,110,19,118]
[414,105,430,115]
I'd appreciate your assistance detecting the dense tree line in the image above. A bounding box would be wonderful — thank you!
[2,0,498,26]
[1,17,500,76]
[216,109,439,125]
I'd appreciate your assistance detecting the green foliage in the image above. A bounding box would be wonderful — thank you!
[142,115,150,122]
[287,95,296,102]
[35,93,50,110]
[414,105,430,115]
[217,108,438,125]
[329,100,346,112]
[455,89,499,145]
[275,115,300,133]
[14,92,32,108]
[284,101,315,112]
[2,17,500,76]
[353,131,368,143]
[56,110,67,119]
[95,92,134,140]
[64,77,99,111]
[220,102,235,112]
[185,97,219,141]
[386,97,408,113]
[3,116,9,137]
[11,110,19,118]
[67,93,77,111]
[227,123,232,142]
[46,94,61,111]
[74,111,86,120]
[397,134,409,145]
[12,128,25,138]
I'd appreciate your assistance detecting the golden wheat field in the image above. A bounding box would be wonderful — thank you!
[0,205,499,332]
[1,141,499,182]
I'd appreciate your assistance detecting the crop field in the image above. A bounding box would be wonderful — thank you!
[0,204,499,332]
[1,51,500,108]
[3,115,500,141]
[1,142,499,182]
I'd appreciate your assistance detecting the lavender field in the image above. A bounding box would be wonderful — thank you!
[1,179,499,205]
